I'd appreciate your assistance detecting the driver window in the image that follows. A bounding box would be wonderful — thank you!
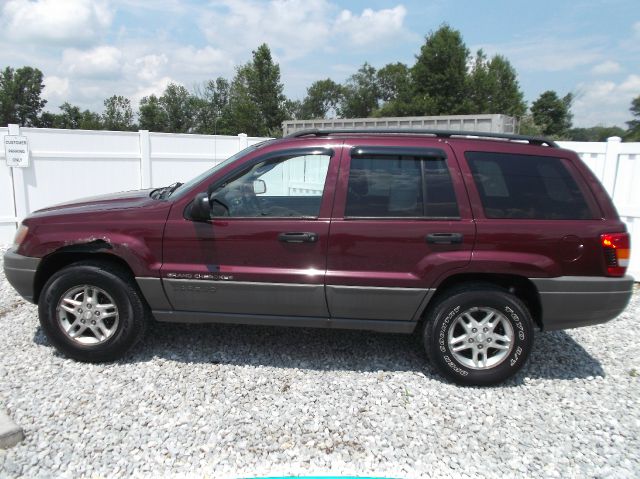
[209,154,330,218]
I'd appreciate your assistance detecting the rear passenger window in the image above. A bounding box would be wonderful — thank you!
[345,155,459,218]
[466,152,595,219]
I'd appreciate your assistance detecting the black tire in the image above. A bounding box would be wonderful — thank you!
[424,284,534,386]
[38,261,148,362]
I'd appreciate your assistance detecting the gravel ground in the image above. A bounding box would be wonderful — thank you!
[1,247,639,478]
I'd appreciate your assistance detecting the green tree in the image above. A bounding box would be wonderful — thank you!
[467,51,526,117]
[411,25,469,115]
[226,65,263,136]
[530,90,573,137]
[338,62,380,118]
[299,78,343,120]
[159,83,196,133]
[245,44,287,135]
[374,62,416,117]
[518,114,544,136]
[79,110,102,130]
[0,66,47,126]
[282,98,303,121]
[626,95,640,141]
[102,95,135,131]
[193,77,231,134]
[139,94,168,132]
[55,102,82,129]
[568,126,626,142]
[38,103,102,130]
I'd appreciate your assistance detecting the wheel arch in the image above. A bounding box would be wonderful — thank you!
[420,273,543,330]
[33,244,136,304]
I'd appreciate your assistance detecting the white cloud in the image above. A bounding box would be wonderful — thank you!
[200,0,332,61]
[172,46,234,75]
[334,5,408,47]
[130,76,177,106]
[199,1,411,60]
[1,0,112,45]
[619,74,640,93]
[478,36,603,72]
[573,74,640,127]
[591,60,621,75]
[43,76,70,104]
[134,54,169,82]
[62,46,123,79]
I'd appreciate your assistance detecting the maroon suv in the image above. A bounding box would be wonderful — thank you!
[3,129,634,385]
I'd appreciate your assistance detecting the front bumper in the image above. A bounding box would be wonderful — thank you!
[3,248,41,303]
[531,275,635,330]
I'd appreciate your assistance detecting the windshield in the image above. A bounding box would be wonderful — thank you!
[168,142,271,200]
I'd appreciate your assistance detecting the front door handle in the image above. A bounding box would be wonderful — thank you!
[278,232,318,243]
[426,233,463,245]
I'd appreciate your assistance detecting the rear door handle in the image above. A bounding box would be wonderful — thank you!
[278,232,318,243]
[426,233,463,245]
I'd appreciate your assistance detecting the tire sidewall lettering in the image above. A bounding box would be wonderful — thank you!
[438,300,529,376]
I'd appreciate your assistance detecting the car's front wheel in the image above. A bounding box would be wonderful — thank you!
[424,284,534,386]
[38,261,148,362]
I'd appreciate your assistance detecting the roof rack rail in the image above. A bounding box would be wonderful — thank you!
[286,128,558,148]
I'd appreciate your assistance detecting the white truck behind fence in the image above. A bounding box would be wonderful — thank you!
[1,125,639,278]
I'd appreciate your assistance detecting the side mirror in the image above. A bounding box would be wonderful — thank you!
[190,192,211,221]
[253,179,267,195]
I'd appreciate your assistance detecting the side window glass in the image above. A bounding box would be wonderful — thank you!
[423,158,460,218]
[345,154,459,218]
[346,156,423,217]
[210,154,330,218]
[466,152,595,219]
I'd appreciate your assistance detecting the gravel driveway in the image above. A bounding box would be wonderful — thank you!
[1,247,639,478]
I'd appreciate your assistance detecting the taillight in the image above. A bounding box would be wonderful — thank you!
[601,233,630,277]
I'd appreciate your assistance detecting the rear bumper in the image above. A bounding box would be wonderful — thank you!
[3,248,40,303]
[531,275,634,331]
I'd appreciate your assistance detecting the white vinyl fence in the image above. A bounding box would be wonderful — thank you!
[0,125,268,243]
[1,126,639,278]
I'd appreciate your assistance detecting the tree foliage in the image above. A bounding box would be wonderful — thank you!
[298,79,343,120]
[374,62,415,117]
[193,77,231,134]
[102,95,135,131]
[138,95,168,132]
[0,66,47,126]
[530,90,573,137]
[568,126,626,142]
[467,51,526,117]
[159,83,195,133]
[412,25,469,115]
[338,63,380,118]
[626,95,640,141]
[237,44,287,136]
[14,34,640,139]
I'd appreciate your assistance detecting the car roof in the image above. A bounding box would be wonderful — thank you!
[283,128,559,148]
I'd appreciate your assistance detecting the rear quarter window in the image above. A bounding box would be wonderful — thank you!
[466,152,596,220]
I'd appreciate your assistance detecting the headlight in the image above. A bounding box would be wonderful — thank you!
[12,224,29,249]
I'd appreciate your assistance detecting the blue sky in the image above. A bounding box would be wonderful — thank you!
[1,0,638,127]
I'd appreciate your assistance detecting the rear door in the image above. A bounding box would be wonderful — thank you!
[325,139,475,321]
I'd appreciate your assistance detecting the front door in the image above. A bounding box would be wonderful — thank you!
[326,140,476,321]
[162,146,338,318]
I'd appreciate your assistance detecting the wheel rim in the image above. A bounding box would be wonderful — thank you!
[56,285,119,345]
[447,306,514,370]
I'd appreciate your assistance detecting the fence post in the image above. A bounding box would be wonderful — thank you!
[238,133,248,150]
[8,123,29,223]
[139,130,151,189]
[602,136,621,195]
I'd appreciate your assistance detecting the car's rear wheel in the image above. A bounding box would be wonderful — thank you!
[38,261,148,362]
[424,284,534,386]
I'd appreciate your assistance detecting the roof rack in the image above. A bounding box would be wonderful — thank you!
[286,128,558,148]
